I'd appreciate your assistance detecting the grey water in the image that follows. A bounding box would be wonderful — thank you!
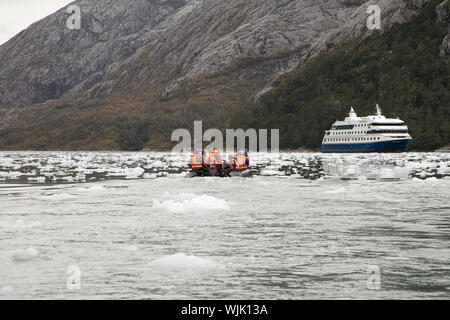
[0,152,449,299]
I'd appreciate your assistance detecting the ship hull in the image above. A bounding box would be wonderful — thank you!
[321,139,411,153]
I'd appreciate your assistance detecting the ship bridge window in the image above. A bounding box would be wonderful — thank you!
[336,125,354,130]
[371,123,404,126]
[368,130,408,134]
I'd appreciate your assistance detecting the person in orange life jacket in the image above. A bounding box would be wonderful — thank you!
[222,154,237,176]
[235,150,249,170]
[227,155,237,169]
[189,150,203,170]
[206,149,223,167]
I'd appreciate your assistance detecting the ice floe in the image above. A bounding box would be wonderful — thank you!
[38,194,77,201]
[13,247,40,261]
[77,185,104,192]
[0,219,41,229]
[0,286,14,296]
[260,169,284,176]
[0,151,449,183]
[152,193,231,213]
[147,253,224,270]
[120,245,139,252]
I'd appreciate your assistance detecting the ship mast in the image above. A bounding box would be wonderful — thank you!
[375,104,382,116]
[349,107,357,119]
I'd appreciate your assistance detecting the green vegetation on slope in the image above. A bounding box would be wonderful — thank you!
[231,0,450,151]
[0,50,290,151]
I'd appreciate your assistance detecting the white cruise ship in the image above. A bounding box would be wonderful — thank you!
[321,105,412,153]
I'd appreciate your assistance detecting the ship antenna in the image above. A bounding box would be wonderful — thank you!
[376,104,382,116]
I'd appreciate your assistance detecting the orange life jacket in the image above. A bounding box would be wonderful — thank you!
[236,155,248,170]
[208,152,222,165]
[190,154,203,169]
[228,158,237,169]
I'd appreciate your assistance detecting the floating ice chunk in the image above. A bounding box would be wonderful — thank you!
[0,157,14,166]
[0,219,41,229]
[125,167,144,179]
[0,286,14,296]
[153,193,230,213]
[78,185,104,192]
[167,172,186,178]
[437,166,450,176]
[27,176,46,183]
[39,194,77,201]
[87,185,104,191]
[5,171,21,179]
[147,253,224,270]
[13,248,39,261]
[121,245,139,252]
[299,158,308,164]
[146,160,165,168]
[260,169,284,176]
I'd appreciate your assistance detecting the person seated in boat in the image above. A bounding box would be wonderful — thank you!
[235,150,249,171]
[202,149,223,176]
[243,150,249,166]
[222,154,237,175]
[228,154,237,169]
[189,150,203,171]
[206,149,223,167]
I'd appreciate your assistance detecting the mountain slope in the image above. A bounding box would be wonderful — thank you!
[0,0,435,150]
[232,0,450,151]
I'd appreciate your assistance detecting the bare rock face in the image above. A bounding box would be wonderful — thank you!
[0,0,189,110]
[302,0,431,63]
[0,0,438,132]
[436,0,450,59]
[0,0,369,113]
[440,36,450,58]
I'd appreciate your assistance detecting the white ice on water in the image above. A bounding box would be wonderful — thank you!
[152,193,231,213]
[0,219,41,229]
[37,194,77,201]
[0,286,14,296]
[147,253,224,270]
[13,248,39,262]
[0,152,449,184]
[77,185,105,192]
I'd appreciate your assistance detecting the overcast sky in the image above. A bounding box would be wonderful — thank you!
[0,0,74,45]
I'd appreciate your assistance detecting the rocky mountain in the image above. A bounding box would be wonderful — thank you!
[232,0,450,151]
[0,0,439,150]
[437,0,450,59]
